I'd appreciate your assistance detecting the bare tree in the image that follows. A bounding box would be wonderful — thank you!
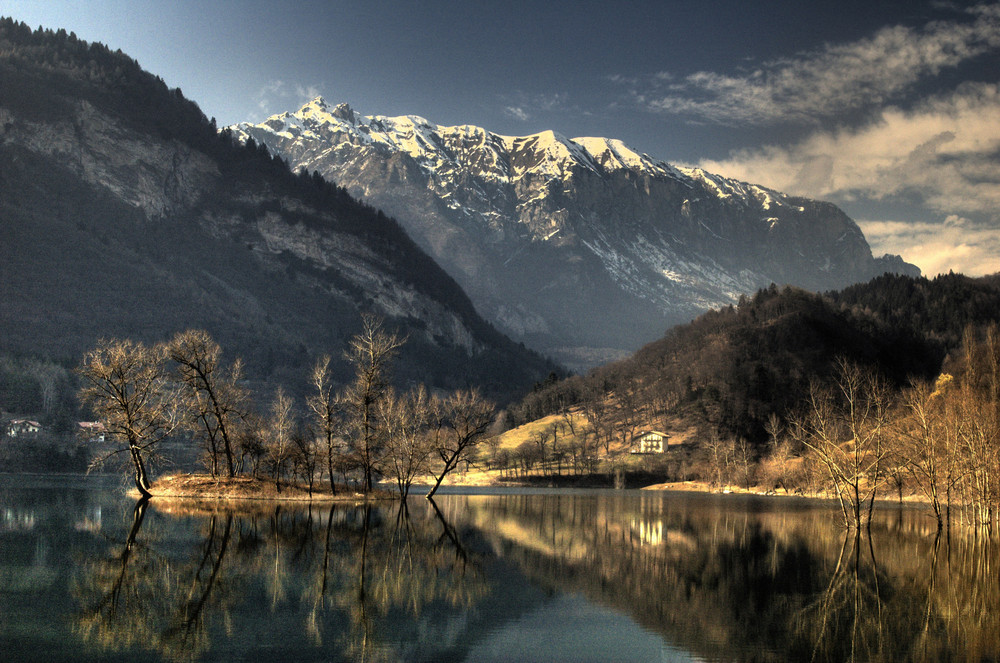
[549,422,566,475]
[426,389,495,499]
[560,409,579,438]
[704,432,733,489]
[379,386,434,499]
[614,384,642,450]
[895,378,953,526]
[291,426,321,495]
[167,330,248,478]
[583,395,615,455]
[265,387,296,491]
[339,314,405,492]
[735,438,755,491]
[951,324,1000,529]
[560,409,583,473]
[235,414,267,478]
[514,440,539,477]
[790,359,891,528]
[531,428,551,470]
[307,354,342,494]
[77,338,178,497]
[761,413,795,492]
[484,431,503,470]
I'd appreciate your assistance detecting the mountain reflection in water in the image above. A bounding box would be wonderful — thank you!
[1,477,998,662]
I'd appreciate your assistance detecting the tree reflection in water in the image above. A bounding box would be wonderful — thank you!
[74,500,236,661]
[72,497,488,661]
[70,492,1000,662]
[453,493,1000,663]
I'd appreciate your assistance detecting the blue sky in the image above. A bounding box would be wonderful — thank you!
[6,0,1000,276]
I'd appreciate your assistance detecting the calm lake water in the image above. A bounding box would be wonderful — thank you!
[1,474,998,662]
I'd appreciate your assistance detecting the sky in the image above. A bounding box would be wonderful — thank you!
[6,0,1000,277]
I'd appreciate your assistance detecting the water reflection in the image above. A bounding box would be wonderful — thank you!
[3,477,999,662]
[451,492,1000,662]
[70,497,490,661]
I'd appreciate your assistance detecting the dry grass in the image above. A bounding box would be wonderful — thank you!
[497,412,586,451]
[143,473,394,504]
[640,480,811,496]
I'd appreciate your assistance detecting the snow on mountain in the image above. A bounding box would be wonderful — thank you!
[230,98,919,370]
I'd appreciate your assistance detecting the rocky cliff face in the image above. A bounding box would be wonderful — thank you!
[233,98,919,368]
[0,24,549,398]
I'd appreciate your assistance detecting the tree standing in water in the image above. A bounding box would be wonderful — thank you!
[426,389,495,499]
[78,338,178,497]
[791,358,891,529]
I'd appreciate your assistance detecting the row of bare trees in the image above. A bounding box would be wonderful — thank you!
[77,315,496,499]
[489,323,1000,532]
[753,325,1000,531]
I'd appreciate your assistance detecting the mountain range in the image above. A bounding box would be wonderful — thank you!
[0,20,551,401]
[232,98,919,368]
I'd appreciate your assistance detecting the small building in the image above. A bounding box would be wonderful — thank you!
[6,419,42,438]
[631,430,669,454]
[77,421,107,443]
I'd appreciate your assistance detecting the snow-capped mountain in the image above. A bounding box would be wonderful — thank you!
[231,98,918,369]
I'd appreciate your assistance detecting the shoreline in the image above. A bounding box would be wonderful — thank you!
[132,472,933,510]
[138,473,395,504]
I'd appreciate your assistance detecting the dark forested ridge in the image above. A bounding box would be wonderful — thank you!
[0,19,552,403]
[509,273,1000,443]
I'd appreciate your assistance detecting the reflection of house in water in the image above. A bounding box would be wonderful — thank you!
[3,507,37,531]
[630,430,668,454]
[630,518,664,546]
[74,505,103,533]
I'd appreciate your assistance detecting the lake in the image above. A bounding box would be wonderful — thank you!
[1,474,997,662]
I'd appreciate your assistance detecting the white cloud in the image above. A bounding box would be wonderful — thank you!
[504,106,530,121]
[644,3,1000,125]
[858,217,1000,276]
[699,83,1000,276]
[254,80,325,117]
[295,84,322,102]
[699,83,1000,218]
[500,92,572,120]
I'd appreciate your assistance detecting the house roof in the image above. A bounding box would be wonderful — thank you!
[78,421,106,431]
[633,430,669,439]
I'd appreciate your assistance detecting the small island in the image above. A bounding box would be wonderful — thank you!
[142,473,394,503]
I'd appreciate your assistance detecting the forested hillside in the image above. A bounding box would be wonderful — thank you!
[508,273,1000,444]
[0,19,552,406]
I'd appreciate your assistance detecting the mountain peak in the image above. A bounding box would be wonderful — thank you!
[329,101,355,122]
[299,96,328,113]
[296,96,356,124]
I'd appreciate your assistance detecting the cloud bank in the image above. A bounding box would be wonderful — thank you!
[699,82,1000,276]
[639,3,1000,277]
[644,3,1000,125]
[859,217,1000,277]
[699,84,1000,218]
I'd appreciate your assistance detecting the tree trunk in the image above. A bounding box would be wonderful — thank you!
[426,473,446,499]
[130,446,152,498]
